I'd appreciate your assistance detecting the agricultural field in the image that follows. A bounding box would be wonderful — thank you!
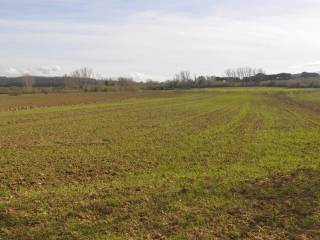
[0,88,320,239]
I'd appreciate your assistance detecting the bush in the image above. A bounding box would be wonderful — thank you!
[8,91,22,96]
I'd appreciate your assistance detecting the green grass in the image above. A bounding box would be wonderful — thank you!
[0,88,320,239]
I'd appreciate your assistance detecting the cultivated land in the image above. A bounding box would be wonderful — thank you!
[0,88,320,239]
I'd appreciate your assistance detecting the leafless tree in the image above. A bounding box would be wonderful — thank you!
[225,69,233,78]
[225,68,238,79]
[64,67,96,88]
[174,71,192,82]
[22,75,34,89]
[225,67,265,80]
[63,74,77,88]
[71,67,94,79]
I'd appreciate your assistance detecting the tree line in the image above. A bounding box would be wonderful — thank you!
[1,66,320,90]
[144,68,320,89]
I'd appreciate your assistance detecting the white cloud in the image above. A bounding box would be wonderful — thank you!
[289,61,320,72]
[0,67,31,76]
[304,61,320,68]
[0,65,62,77]
[1,1,320,79]
[126,72,169,82]
[5,67,20,75]
[37,65,62,75]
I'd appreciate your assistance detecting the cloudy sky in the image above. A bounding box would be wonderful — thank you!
[1,0,320,80]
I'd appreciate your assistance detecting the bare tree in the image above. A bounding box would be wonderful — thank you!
[65,67,96,88]
[22,75,34,89]
[63,74,77,88]
[225,67,265,80]
[174,71,192,82]
[172,71,193,88]
[225,69,233,78]
[225,68,238,80]
[71,67,94,79]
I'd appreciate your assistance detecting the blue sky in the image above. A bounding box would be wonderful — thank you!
[1,0,320,80]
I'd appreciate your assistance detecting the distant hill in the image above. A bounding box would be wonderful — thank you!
[1,71,320,89]
[0,76,66,87]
